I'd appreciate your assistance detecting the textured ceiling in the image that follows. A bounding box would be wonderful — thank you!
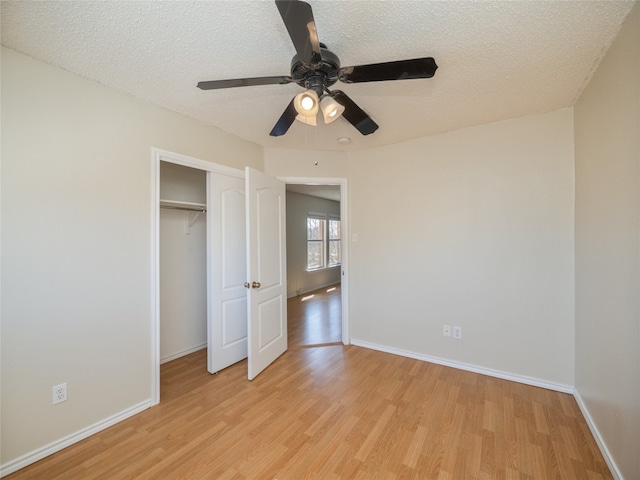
[1,1,635,152]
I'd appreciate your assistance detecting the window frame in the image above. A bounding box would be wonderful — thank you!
[328,216,341,268]
[306,213,341,271]
[306,214,326,271]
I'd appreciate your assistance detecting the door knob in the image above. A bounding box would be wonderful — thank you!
[251,281,261,289]
[244,282,250,289]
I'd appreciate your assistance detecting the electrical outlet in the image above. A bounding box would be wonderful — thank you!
[453,326,462,339]
[443,324,451,337]
[52,383,67,404]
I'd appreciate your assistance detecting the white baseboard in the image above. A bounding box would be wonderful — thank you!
[287,281,341,299]
[573,390,622,480]
[350,339,574,394]
[0,400,152,478]
[160,343,206,364]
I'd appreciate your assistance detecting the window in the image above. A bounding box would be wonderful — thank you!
[328,218,341,267]
[307,215,341,270]
[307,216,325,270]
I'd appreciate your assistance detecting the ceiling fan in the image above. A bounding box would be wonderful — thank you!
[197,0,438,137]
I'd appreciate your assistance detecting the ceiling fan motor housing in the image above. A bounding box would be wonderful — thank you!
[290,44,341,94]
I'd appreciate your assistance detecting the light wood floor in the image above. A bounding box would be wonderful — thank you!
[7,292,612,479]
[288,284,342,348]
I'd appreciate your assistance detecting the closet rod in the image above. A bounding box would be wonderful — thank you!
[160,205,206,213]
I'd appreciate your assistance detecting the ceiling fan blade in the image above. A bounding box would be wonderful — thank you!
[197,76,293,90]
[275,0,322,65]
[332,90,379,136]
[270,98,298,137]
[338,57,438,83]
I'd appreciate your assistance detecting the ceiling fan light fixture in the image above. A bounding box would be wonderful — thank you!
[294,90,319,118]
[320,95,345,124]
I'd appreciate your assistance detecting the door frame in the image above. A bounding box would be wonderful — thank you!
[278,176,350,345]
[150,148,243,405]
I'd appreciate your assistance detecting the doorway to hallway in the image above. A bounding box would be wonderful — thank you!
[284,180,346,348]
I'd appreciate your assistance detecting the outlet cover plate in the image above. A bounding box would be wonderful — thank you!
[52,383,67,404]
[453,326,462,339]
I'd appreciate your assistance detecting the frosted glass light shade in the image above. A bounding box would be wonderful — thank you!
[320,95,345,124]
[293,90,319,118]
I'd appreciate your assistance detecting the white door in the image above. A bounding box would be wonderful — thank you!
[208,172,248,374]
[245,167,288,380]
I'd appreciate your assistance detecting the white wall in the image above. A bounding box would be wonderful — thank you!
[286,191,341,297]
[266,109,576,388]
[574,4,640,479]
[264,148,349,179]
[160,161,206,204]
[0,47,262,470]
[347,109,576,387]
[159,162,207,363]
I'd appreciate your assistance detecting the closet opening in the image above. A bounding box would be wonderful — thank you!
[159,161,208,391]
